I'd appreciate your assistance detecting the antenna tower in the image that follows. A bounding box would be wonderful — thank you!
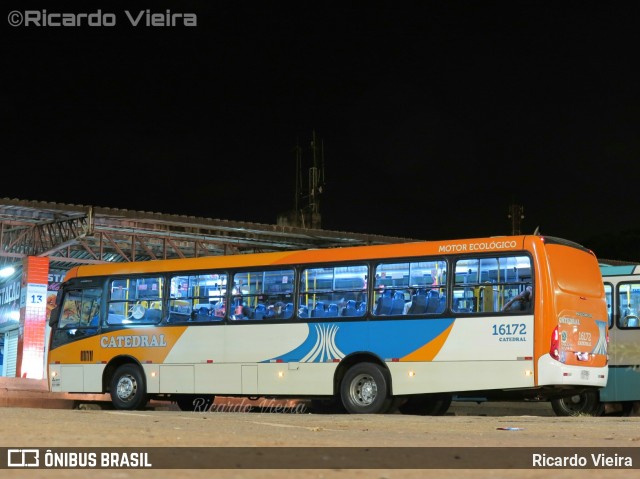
[508,204,525,235]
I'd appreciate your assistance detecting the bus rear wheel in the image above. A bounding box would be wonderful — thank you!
[175,395,215,412]
[551,391,603,416]
[340,362,392,414]
[398,393,452,416]
[109,364,148,410]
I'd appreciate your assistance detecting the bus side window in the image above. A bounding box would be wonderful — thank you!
[622,303,639,328]
[479,283,494,313]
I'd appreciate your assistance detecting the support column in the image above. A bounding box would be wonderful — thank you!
[16,256,50,379]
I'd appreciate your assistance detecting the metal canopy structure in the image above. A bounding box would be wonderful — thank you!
[0,198,415,270]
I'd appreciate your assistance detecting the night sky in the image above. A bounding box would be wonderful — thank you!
[4,1,640,261]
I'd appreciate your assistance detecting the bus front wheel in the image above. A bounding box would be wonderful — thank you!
[551,390,603,416]
[340,362,392,414]
[109,364,148,410]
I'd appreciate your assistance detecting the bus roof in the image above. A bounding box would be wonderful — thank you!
[63,234,586,281]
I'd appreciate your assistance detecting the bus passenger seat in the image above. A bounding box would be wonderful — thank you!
[327,303,339,317]
[254,303,266,320]
[436,296,446,313]
[312,302,327,318]
[343,300,357,316]
[425,295,440,313]
[282,303,294,319]
[390,291,405,315]
[408,293,427,314]
[374,290,393,315]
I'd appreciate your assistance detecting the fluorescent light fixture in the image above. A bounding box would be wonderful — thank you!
[0,266,16,278]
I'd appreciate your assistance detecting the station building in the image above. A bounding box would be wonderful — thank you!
[0,197,411,379]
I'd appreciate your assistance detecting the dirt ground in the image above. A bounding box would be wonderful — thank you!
[1,401,639,479]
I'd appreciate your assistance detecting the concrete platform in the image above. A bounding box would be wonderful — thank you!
[0,377,109,409]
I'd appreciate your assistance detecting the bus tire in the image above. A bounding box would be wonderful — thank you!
[398,393,452,416]
[340,362,392,414]
[176,395,215,412]
[551,391,603,416]
[109,364,148,410]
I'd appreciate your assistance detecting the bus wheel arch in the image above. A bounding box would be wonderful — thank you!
[104,357,149,411]
[337,354,393,414]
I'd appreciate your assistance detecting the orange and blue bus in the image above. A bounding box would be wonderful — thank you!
[551,263,640,416]
[47,234,608,414]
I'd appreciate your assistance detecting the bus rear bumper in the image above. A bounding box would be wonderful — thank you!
[537,353,608,388]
